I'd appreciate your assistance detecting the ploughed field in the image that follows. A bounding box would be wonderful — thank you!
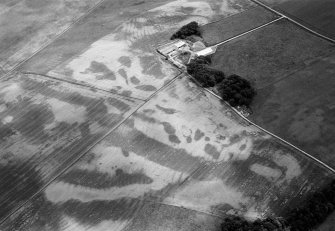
[1,0,335,230]
[2,75,335,231]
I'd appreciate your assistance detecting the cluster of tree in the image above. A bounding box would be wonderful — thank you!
[217,74,256,107]
[221,216,287,231]
[186,56,256,107]
[285,180,335,231]
[186,56,225,87]
[170,21,202,40]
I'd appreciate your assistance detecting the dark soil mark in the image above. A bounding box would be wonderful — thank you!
[140,56,164,78]
[118,56,132,68]
[239,144,247,151]
[61,198,143,225]
[107,97,132,112]
[118,69,128,84]
[204,143,220,159]
[156,105,177,114]
[130,76,140,85]
[143,109,155,114]
[134,112,157,123]
[194,129,205,141]
[186,136,192,143]
[229,134,242,144]
[0,125,16,141]
[85,61,116,80]
[21,77,132,113]
[122,150,130,157]
[161,122,176,134]
[120,90,133,97]
[86,99,109,125]
[12,102,54,143]
[180,6,195,14]
[135,85,157,92]
[60,168,153,189]
[132,1,145,6]
[169,134,181,144]
[79,122,90,137]
[110,126,203,176]
[6,194,61,231]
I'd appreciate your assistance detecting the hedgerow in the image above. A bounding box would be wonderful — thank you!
[221,216,287,231]
[220,180,335,231]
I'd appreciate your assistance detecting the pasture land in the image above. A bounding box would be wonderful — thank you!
[201,5,279,45]
[257,0,335,39]
[209,19,335,89]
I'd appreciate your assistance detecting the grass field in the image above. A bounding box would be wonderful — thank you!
[258,0,335,39]
[209,19,335,89]
[250,52,335,168]
[200,5,279,45]
[316,210,335,231]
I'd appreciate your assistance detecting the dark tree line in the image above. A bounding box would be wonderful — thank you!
[220,180,335,231]
[286,180,335,231]
[221,216,286,231]
[170,21,202,40]
[186,56,256,108]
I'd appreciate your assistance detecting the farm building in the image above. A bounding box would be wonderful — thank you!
[157,39,216,69]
